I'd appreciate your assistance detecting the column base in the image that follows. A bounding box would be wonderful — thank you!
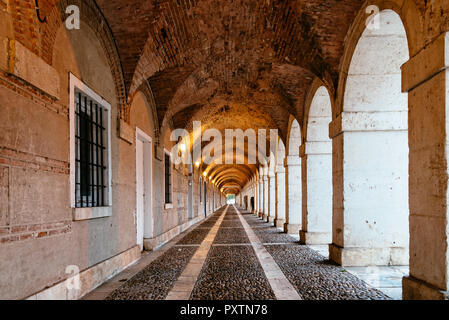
[274,219,285,228]
[258,212,263,218]
[299,231,331,245]
[267,216,275,223]
[329,243,409,266]
[262,214,268,221]
[402,276,449,300]
[284,223,300,235]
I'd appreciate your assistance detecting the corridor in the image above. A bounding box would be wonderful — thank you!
[1,0,449,301]
[85,205,389,301]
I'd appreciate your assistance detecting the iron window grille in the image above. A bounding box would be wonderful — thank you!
[164,152,172,204]
[75,90,108,208]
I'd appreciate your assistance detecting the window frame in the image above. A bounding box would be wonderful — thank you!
[69,73,112,220]
[164,148,173,209]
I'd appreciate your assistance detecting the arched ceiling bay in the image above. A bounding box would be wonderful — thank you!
[93,0,365,194]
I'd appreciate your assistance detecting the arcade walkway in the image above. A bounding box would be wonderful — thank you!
[83,206,391,300]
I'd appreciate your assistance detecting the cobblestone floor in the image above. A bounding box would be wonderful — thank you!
[103,205,392,300]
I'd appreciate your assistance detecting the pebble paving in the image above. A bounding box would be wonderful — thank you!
[176,228,211,245]
[266,245,390,300]
[214,227,250,244]
[190,244,276,300]
[105,206,392,300]
[220,220,244,228]
[105,246,197,300]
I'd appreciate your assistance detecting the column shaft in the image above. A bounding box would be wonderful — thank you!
[402,32,449,300]
[275,167,286,228]
[285,156,302,234]
[267,174,276,223]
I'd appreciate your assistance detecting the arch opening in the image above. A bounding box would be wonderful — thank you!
[300,86,333,245]
[330,10,410,267]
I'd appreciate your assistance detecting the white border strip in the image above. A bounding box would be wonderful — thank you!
[234,205,302,300]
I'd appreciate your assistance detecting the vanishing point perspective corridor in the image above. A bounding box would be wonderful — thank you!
[1,0,449,302]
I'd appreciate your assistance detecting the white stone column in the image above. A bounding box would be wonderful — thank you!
[401,32,449,300]
[255,180,259,215]
[284,155,302,234]
[274,165,286,228]
[252,182,256,213]
[328,110,408,266]
[253,182,256,213]
[258,177,263,218]
[328,114,409,267]
[267,173,276,223]
[252,182,255,212]
[255,179,258,215]
[299,141,332,244]
[263,173,269,221]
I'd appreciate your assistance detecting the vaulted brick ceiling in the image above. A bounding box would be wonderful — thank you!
[94,0,364,193]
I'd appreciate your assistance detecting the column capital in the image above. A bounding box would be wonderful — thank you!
[275,165,285,173]
[402,32,449,93]
[329,111,407,139]
[285,155,301,167]
[299,141,332,157]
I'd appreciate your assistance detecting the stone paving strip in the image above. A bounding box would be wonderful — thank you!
[165,206,229,300]
[234,206,302,300]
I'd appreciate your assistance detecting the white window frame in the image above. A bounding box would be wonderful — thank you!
[69,73,112,221]
[164,148,173,209]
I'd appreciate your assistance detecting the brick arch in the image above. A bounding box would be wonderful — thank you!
[301,77,334,144]
[334,0,423,118]
[276,137,286,167]
[8,0,127,119]
[286,115,301,157]
[126,0,364,101]
[129,80,161,145]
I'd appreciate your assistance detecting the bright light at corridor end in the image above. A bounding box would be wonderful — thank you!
[226,194,236,205]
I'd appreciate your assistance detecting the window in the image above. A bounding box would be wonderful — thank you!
[70,73,112,220]
[75,91,108,207]
[164,151,172,204]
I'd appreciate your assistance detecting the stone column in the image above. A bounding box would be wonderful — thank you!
[258,177,263,218]
[257,180,260,215]
[253,182,256,214]
[328,111,408,266]
[284,155,302,234]
[274,165,286,228]
[299,141,332,244]
[401,32,449,300]
[252,181,256,213]
[267,173,276,223]
[263,173,269,221]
